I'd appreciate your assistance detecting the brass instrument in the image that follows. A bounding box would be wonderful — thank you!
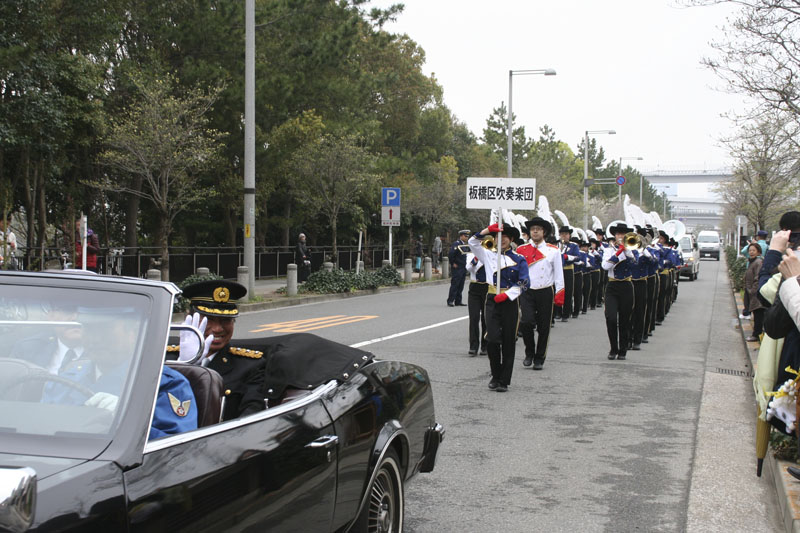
[481,235,497,252]
[624,232,643,251]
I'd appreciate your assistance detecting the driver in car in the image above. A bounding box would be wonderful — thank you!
[171,280,266,421]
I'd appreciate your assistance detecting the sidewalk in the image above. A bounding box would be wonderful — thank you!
[733,289,800,532]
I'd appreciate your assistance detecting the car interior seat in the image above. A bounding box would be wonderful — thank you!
[164,361,224,427]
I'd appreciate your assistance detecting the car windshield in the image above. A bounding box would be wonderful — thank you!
[698,235,719,243]
[680,237,692,252]
[0,285,150,438]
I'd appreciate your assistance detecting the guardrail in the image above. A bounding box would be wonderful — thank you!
[6,245,425,283]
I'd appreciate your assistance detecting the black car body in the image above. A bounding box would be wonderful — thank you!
[0,271,443,532]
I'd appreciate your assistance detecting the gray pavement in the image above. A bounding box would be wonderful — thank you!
[232,260,781,532]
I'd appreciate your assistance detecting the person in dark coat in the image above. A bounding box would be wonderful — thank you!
[174,280,266,420]
[744,243,765,341]
[295,233,311,283]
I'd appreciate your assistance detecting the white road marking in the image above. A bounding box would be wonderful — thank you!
[350,316,469,348]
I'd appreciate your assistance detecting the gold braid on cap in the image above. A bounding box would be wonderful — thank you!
[196,305,239,316]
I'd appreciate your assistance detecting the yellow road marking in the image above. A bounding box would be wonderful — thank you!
[250,315,379,333]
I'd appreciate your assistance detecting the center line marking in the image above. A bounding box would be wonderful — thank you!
[349,316,469,348]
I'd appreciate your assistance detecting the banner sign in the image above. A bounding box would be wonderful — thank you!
[466,177,536,209]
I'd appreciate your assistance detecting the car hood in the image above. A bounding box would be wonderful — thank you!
[0,453,87,481]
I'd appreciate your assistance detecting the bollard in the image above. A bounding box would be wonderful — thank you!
[287,264,298,296]
[404,258,413,282]
[237,266,249,295]
[382,259,390,268]
[146,269,161,281]
[423,257,432,280]
[441,259,450,278]
[356,260,364,275]
[323,261,334,273]
[196,267,210,276]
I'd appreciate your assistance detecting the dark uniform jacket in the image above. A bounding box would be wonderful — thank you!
[448,240,469,269]
[167,343,267,421]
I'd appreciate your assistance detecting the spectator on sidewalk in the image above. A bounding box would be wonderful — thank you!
[0,212,18,269]
[432,235,442,273]
[742,230,769,257]
[759,212,800,290]
[744,243,765,342]
[75,220,100,273]
[414,235,424,273]
[295,233,311,283]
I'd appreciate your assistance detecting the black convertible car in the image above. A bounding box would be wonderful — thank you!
[0,271,443,532]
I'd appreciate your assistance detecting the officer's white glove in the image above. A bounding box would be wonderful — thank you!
[566,255,577,261]
[624,249,634,259]
[85,392,119,412]
[643,248,652,259]
[179,313,214,363]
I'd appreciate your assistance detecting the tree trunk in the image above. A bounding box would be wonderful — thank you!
[157,212,170,282]
[331,214,338,264]
[282,200,291,247]
[36,162,47,254]
[224,208,236,247]
[125,175,142,250]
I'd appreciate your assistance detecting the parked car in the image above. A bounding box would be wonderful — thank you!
[678,235,700,280]
[697,230,721,260]
[0,270,443,533]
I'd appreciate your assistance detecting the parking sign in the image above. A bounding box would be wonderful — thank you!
[382,187,401,206]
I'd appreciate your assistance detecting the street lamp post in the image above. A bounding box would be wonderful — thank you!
[507,69,556,179]
[617,156,643,201]
[582,129,616,229]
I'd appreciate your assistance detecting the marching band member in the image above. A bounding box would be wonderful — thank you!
[559,226,580,322]
[602,222,636,360]
[579,240,593,314]
[595,227,610,307]
[655,230,672,325]
[628,227,653,351]
[469,224,530,392]
[643,227,659,342]
[517,217,564,370]
[588,238,603,311]
[571,236,585,319]
[466,252,488,356]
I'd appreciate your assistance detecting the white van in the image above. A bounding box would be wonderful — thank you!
[679,235,700,280]
[697,230,721,260]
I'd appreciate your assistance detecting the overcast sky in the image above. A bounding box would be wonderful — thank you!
[370,0,749,175]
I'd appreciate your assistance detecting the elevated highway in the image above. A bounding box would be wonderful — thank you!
[641,170,733,231]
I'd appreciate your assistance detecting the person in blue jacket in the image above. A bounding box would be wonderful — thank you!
[149,366,198,440]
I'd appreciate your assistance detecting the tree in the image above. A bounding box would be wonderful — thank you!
[405,156,463,240]
[97,70,225,280]
[481,103,534,172]
[696,0,800,121]
[291,133,379,257]
[714,116,800,230]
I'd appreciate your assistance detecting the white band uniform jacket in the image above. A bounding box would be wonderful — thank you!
[516,241,565,293]
[468,235,528,301]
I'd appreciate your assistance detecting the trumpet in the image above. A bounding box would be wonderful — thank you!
[624,232,643,251]
[481,235,496,252]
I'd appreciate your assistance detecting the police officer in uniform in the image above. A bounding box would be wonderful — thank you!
[174,280,266,420]
[469,223,530,392]
[447,230,471,307]
[516,217,564,370]
[466,251,488,355]
[602,222,636,360]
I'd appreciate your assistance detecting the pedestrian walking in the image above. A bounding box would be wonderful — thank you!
[75,219,100,273]
[414,235,424,273]
[447,230,470,307]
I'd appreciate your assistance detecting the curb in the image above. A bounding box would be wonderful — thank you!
[731,279,800,532]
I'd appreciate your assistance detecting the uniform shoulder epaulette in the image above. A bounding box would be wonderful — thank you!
[547,243,558,249]
[166,345,180,353]
[229,346,263,359]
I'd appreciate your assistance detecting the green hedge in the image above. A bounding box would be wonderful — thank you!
[724,246,748,292]
[173,272,224,313]
[304,265,402,294]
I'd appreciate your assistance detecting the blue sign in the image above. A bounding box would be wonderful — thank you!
[616,175,626,186]
[382,187,401,206]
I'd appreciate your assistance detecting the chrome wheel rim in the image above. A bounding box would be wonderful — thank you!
[368,468,395,533]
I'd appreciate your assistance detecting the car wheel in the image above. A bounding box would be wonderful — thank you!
[354,448,404,533]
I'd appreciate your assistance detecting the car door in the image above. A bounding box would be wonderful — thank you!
[123,383,338,533]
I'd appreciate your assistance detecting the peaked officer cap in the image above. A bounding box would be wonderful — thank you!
[458,229,471,235]
[182,279,247,318]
